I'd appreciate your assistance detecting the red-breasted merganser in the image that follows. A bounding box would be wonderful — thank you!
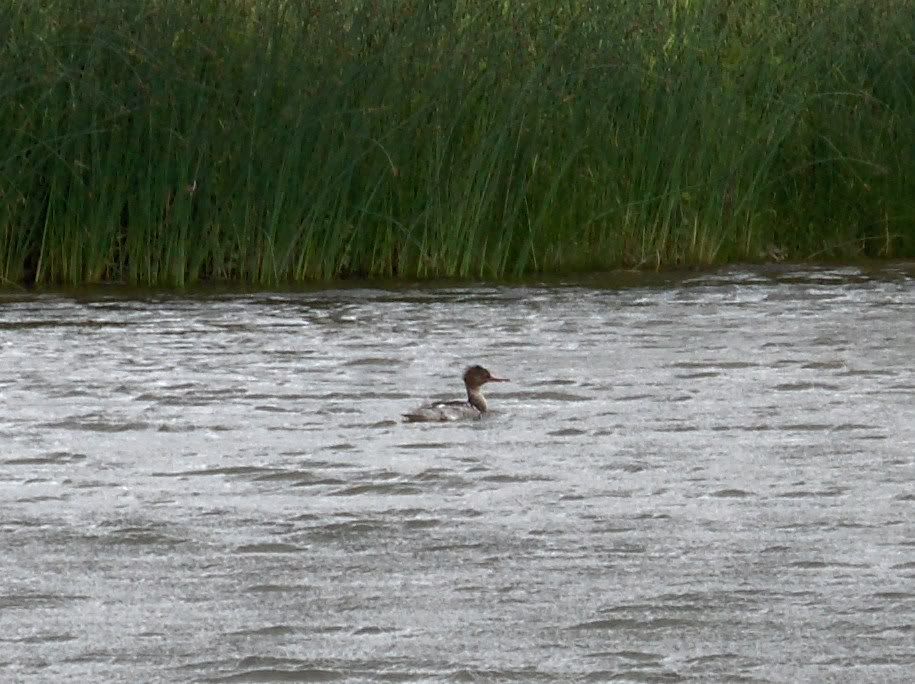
[402,365,509,422]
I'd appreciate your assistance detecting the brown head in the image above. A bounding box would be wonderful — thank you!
[462,365,509,391]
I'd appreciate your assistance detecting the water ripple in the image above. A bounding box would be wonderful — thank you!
[1,264,914,681]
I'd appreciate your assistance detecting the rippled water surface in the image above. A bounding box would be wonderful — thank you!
[2,265,914,682]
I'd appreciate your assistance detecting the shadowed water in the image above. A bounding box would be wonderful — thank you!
[1,265,913,682]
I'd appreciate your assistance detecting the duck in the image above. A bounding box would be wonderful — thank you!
[402,365,509,422]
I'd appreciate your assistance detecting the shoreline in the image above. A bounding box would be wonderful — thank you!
[3,259,913,297]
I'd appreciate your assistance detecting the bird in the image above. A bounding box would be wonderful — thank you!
[402,365,509,422]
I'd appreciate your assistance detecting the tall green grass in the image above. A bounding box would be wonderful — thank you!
[1,0,913,286]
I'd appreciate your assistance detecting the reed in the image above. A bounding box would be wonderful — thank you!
[2,0,913,286]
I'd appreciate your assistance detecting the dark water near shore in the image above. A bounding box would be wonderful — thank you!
[1,265,914,682]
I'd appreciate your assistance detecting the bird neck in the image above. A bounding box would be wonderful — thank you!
[467,386,487,412]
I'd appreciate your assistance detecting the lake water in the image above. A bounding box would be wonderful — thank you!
[1,265,913,682]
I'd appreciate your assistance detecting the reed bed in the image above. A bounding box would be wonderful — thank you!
[2,0,913,286]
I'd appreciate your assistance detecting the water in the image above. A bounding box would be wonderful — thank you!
[1,265,913,682]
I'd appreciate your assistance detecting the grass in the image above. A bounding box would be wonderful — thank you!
[1,0,913,286]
